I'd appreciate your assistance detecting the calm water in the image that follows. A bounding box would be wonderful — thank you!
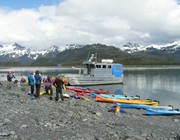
[123,66,180,108]
[1,66,180,108]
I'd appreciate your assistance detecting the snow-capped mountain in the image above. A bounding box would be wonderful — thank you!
[121,41,180,53]
[1,41,180,65]
[28,45,63,60]
[0,43,84,64]
[0,43,62,63]
[0,43,30,58]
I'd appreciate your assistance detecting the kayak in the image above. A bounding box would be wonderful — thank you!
[96,96,159,106]
[90,93,140,99]
[114,103,173,110]
[67,87,109,94]
[74,92,91,97]
[74,96,89,101]
[146,108,180,115]
[66,86,109,94]
[62,93,70,98]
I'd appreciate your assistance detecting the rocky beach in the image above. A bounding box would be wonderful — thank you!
[0,81,180,140]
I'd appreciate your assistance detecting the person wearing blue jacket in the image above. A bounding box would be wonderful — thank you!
[27,73,35,95]
[34,70,42,98]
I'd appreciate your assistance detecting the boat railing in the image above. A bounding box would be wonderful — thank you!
[71,67,82,75]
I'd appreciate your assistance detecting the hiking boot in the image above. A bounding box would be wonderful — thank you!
[35,95,39,98]
[49,96,53,100]
[55,97,59,101]
[34,94,38,98]
[60,94,64,101]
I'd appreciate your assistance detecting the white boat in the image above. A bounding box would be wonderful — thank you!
[65,53,123,86]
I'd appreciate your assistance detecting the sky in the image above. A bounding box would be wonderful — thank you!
[0,0,180,50]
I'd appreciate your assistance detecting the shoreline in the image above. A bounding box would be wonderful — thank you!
[0,81,180,140]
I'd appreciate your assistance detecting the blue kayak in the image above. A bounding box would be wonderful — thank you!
[146,108,180,115]
[90,93,140,99]
[114,103,173,110]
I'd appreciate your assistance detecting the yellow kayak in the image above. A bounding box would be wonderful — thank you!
[96,96,158,106]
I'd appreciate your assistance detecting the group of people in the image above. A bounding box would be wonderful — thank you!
[7,72,27,84]
[27,70,65,101]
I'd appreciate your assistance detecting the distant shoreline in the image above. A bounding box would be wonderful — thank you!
[1,65,180,68]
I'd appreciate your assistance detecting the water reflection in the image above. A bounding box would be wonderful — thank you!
[0,67,77,80]
[87,84,124,94]
[124,68,180,108]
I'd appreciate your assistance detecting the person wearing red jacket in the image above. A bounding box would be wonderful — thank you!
[44,76,53,100]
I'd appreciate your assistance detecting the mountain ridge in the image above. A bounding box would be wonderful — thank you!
[121,41,180,53]
[0,43,63,63]
[0,41,180,66]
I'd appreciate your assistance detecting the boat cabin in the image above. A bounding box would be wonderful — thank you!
[82,54,123,77]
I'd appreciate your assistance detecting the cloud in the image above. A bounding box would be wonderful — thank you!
[0,0,180,50]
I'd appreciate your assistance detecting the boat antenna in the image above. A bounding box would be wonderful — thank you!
[95,53,97,63]
[87,51,90,61]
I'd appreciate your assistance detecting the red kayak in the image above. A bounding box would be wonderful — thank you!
[66,86,109,94]
[74,92,91,97]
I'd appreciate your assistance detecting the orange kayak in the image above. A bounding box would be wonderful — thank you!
[96,96,158,106]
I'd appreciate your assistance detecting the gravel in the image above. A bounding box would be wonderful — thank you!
[0,81,180,140]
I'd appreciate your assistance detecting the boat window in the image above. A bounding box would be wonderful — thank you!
[116,65,120,70]
[96,65,101,68]
[108,65,111,68]
[103,65,106,68]
[91,64,95,68]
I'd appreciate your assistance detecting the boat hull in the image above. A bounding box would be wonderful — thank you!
[66,74,123,86]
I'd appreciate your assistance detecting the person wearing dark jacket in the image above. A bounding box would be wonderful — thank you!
[34,70,42,98]
[0,81,3,87]
[53,76,64,101]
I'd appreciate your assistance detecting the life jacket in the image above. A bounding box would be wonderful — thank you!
[44,79,53,87]
[115,105,120,113]
[21,78,26,83]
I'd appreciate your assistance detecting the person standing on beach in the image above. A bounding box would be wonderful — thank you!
[7,72,15,82]
[53,76,64,101]
[44,76,53,100]
[0,81,3,87]
[27,73,35,95]
[7,72,12,82]
[34,70,42,98]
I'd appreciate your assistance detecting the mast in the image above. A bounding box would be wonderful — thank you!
[87,51,90,61]
[95,53,97,63]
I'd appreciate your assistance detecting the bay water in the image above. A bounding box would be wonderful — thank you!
[1,66,180,108]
